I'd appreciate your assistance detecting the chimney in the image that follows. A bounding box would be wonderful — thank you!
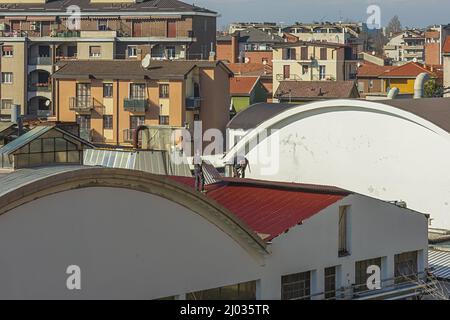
[231,32,239,63]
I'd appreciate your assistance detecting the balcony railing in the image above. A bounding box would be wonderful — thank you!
[123,128,143,144]
[69,96,93,113]
[29,56,52,65]
[276,74,302,81]
[123,98,149,112]
[28,82,51,92]
[186,97,201,110]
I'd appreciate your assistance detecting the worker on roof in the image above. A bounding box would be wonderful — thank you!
[233,156,250,178]
[193,150,205,192]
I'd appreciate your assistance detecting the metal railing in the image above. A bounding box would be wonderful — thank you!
[29,56,52,65]
[69,96,93,113]
[28,83,51,92]
[276,74,302,81]
[186,97,201,110]
[123,98,149,112]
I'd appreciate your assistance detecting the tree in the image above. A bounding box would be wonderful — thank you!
[386,15,402,36]
[424,79,443,98]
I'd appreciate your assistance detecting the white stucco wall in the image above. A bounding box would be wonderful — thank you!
[0,184,427,299]
[225,99,450,230]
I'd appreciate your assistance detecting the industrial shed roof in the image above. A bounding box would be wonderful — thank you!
[169,176,350,241]
[429,248,450,280]
[227,102,296,130]
[0,126,94,156]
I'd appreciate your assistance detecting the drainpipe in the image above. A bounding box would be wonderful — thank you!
[116,80,120,145]
[414,72,430,99]
[387,87,399,99]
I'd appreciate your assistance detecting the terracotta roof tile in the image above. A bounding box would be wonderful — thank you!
[230,76,260,95]
[443,36,450,54]
[275,81,358,99]
[380,62,436,78]
[357,62,393,77]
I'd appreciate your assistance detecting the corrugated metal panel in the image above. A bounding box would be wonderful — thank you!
[168,176,345,241]
[83,149,191,177]
[429,249,450,280]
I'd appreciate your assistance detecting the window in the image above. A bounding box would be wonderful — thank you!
[1,99,12,110]
[1,72,13,84]
[283,65,290,80]
[284,48,296,60]
[187,280,256,300]
[130,116,145,130]
[2,45,13,57]
[281,271,311,300]
[103,115,113,130]
[130,83,145,99]
[302,65,309,75]
[394,251,418,284]
[338,205,349,256]
[324,267,337,299]
[103,83,113,98]
[89,46,101,58]
[320,47,328,60]
[127,46,138,58]
[300,46,308,60]
[159,84,169,98]
[159,115,169,125]
[319,65,326,80]
[355,258,382,293]
[97,19,107,31]
[166,46,176,59]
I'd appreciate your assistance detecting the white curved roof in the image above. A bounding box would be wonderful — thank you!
[224,98,450,229]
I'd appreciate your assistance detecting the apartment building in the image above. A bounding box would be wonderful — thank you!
[216,28,284,65]
[0,0,218,120]
[52,59,232,146]
[283,22,366,55]
[424,25,450,66]
[272,41,358,93]
[384,30,425,65]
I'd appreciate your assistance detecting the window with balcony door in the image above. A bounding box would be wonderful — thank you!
[1,72,13,84]
[97,19,108,31]
[338,205,350,257]
[159,84,169,98]
[324,266,337,299]
[130,116,145,130]
[1,99,12,110]
[320,47,328,60]
[127,46,138,58]
[130,83,145,99]
[103,115,113,130]
[319,65,326,80]
[76,83,91,108]
[166,46,176,59]
[89,46,101,58]
[2,46,13,57]
[300,46,308,60]
[103,83,113,98]
[159,115,169,125]
[167,20,177,38]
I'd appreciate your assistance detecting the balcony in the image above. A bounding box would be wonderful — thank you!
[123,98,149,112]
[276,74,302,81]
[51,30,80,38]
[69,96,93,113]
[28,82,51,92]
[29,56,52,65]
[185,97,201,110]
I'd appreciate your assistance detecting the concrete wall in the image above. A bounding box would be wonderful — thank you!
[224,99,450,230]
[0,186,427,299]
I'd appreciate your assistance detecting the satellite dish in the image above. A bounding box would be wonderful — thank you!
[45,100,51,107]
[141,53,151,69]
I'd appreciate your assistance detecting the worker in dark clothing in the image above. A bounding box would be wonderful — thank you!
[233,156,250,178]
[193,151,205,192]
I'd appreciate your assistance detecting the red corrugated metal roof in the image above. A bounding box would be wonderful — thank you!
[168,176,349,241]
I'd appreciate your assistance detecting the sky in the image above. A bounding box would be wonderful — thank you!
[190,0,450,30]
